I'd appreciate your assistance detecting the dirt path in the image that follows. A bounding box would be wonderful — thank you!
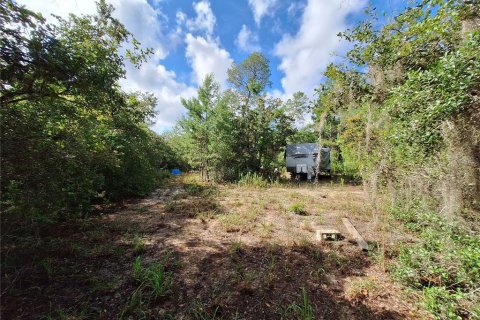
[1,175,424,319]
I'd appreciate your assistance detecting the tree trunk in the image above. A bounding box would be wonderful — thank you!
[314,112,327,182]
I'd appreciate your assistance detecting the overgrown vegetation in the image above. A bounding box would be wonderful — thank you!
[311,0,480,317]
[2,0,479,319]
[1,0,180,222]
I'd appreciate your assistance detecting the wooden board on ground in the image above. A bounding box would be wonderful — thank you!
[341,218,369,251]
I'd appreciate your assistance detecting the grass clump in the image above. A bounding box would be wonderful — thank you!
[286,287,314,320]
[131,256,172,299]
[238,172,268,188]
[289,202,307,215]
[345,277,378,303]
[390,204,480,319]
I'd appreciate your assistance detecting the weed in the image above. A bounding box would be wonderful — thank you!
[345,277,378,303]
[133,235,145,254]
[197,210,217,222]
[238,172,268,188]
[324,252,346,269]
[190,301,221,320]
[90,277,119,294]
[132,256,143,280]
[287,287,314,320]
[113,246,127,256]
[131,256,172,299]
[230,240,244,255]
[120,285,147,319]
[390,204,480,318]
[258,221,273,238]
[219,210,257,232]
[289,202,307,215]
[422,286,465,320]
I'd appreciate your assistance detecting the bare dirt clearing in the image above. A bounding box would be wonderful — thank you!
[2,175,424,319]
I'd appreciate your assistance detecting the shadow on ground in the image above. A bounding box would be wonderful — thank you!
[1,177,409,319]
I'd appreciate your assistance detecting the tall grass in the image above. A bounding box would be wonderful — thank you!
[237,172,269,188]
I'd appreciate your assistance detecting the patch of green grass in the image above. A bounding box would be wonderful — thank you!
[288,202,307,215]
[286,287,314,320]
[132,256,172,300]
[219,210,257,232]
[230,240,244,255]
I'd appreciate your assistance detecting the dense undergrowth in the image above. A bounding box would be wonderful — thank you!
[312,1,480,318]
[390,203,480,318]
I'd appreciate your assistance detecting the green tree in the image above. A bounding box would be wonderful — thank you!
[1,0,174,220]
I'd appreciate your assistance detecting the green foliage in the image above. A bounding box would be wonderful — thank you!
[313,1,480,318]
[387,32,480,154]
[390,204,480,318]
[178,56,296,181]
[132,256,172,300]
[1,1,179,221]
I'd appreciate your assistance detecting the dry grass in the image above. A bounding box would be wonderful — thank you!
[2,174,421,319]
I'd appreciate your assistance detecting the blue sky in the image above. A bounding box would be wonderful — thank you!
[19,0,408,132]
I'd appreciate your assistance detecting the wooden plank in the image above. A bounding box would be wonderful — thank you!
[341,218,369,251]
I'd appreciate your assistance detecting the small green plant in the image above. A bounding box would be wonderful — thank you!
[131,256,172,299]
[289,202,307,215]
[238,172,268,188]
[132,256,143,280]
[133,235,145,254]
[287,287,314,320]
[422,286,464,320]
[190,300,221,320]
[230,240,244,255]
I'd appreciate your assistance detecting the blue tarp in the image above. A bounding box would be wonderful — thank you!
[170,168,182,175]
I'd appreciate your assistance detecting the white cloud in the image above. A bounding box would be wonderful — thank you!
[120,62,196,131]
[248,0,278,25]
[185,33,233,86]
[186,0,216,36]
[18,0,195,132]
[274,0,366,95]
[235,24,260,53]
[18,0,97,20]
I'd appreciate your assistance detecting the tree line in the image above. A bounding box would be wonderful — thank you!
[168,53,311,182]
[1,0,180,220]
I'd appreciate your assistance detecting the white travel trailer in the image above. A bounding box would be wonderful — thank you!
[285,143,331,180]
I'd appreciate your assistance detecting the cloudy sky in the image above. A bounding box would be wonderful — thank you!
[18,0,407,133]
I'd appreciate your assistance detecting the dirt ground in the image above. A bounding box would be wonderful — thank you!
[1,174,426,319]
